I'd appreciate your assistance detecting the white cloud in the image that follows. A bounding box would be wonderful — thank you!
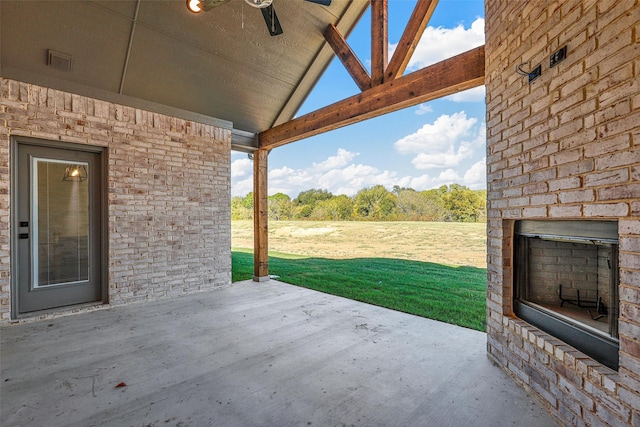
[439,169,461,182]
[474,122,487,146]
[267,154,406,197]
[462,157,487,189]
[410,144,474,170]
[230,112,488,197]
[414,104,433,115]
[312,148,357,171]
[260,151,487,198]
[395,112,477,155]
[315,163,379,189]
[231,157,253,178]
[390,18,485,72]
[405,174,437,190]
[332,169,401,196]
[399,169,472,192]
[394,111,483,173]
[269,166,296,179]
[444,86,486,103]
[233,176,253,197]
[394,111,485,172]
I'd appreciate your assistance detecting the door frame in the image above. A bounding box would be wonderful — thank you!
[10,136,108,319]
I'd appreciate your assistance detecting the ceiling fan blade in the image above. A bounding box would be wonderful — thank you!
[304,0,331,5]
[260,5,283,36]
[198,0,232,11]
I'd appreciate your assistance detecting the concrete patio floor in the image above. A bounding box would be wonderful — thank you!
[1,280,558,427]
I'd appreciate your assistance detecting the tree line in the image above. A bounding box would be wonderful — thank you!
[232,184,487,222]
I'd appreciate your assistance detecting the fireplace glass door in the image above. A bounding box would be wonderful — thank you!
[514,220,619,370]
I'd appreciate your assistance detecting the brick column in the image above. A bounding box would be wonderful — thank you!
[484,0,640,425]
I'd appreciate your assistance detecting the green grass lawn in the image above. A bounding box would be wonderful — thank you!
[232,249,487,332]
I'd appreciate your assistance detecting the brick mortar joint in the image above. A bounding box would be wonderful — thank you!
[503,316,621,380]
[1,78,229,137]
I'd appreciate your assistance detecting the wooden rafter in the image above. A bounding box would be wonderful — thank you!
[323,24,371,92]
[370,0,388,86]
[272,2,369,127]
[254,2,483,279]
[385,0,439,82]
[258,45,485,150]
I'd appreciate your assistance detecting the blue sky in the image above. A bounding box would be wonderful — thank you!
[232,0,486,198]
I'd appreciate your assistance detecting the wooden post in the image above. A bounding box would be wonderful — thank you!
[371,0,388,86]
[253,149,270,281]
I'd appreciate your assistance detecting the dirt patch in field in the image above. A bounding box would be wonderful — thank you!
[232,220,487,269]
[276,226,337,237]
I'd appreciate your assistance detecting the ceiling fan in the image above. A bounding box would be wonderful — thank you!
[187,0,332,36]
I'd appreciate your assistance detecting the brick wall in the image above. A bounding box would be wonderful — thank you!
[0,78,232,323]
[526,239,604,305]
[485,0,640,425]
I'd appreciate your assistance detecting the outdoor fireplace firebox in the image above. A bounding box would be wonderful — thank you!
[514,220,619,370]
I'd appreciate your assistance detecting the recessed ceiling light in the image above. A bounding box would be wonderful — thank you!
[186,0,202,13]
[187,0,233,13]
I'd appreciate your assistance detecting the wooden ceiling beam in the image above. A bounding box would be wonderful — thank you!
[370,0,388,86]
[323,24,371,92]
[385,0,439,82]
[258,45,485,150]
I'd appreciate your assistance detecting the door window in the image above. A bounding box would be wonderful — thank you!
[32,158,90,287]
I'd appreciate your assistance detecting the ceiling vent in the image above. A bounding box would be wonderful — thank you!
[47,50,72,72]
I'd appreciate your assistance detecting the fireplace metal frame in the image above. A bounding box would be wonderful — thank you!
[513,220,619,370]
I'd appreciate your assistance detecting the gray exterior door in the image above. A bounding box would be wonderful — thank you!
[15,142,103,314]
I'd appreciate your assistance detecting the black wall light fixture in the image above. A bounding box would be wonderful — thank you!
[550,46,568,67]
[516,63,542,83]
[517,46,568,84]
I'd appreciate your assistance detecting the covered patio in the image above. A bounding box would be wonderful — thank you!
[1,280,556,426]
[3,0,640,425]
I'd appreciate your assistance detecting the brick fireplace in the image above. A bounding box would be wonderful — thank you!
[514,220,619,370]
[485,0,640,425]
